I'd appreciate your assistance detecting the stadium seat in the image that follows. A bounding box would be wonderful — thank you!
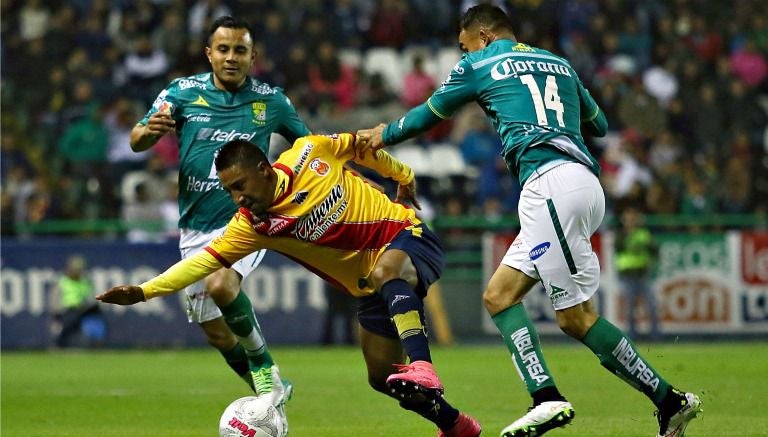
[338,48,362,70]
[362,47,405,94]
[427,143,476,178]
[433,46,461,84]
[390,144,434,177]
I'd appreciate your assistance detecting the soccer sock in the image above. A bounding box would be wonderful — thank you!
[380,279,431,363]
[220,290,274,370]
[492,303,558,396]
[220,343,255,390]
[399,395,460,430]
[581,317,671,405]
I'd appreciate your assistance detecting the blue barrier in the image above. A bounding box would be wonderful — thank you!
[1,239,327,349]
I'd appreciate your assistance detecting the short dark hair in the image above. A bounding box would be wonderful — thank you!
[215,140,268,172]
[461,4,515,33]
[208,16,254,44]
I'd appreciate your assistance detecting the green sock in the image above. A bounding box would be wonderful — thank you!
[220,343,255,390]
[220,291,274,370]
[582,317,670,404]
[492,303,557,394]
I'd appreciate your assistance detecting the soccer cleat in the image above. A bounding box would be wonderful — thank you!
[386,360,445,401]
[251,365,292,407]
[655,391,702,437]
[500,401,575,437]
[437,412,482,437]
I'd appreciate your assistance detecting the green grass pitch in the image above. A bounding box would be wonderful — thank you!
[2,342,766,436]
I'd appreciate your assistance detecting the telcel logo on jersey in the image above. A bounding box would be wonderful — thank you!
[197,128,256,143]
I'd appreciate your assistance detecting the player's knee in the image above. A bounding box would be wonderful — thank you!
[556,315,592,340]
[371,264,401,288]
[205,279,237,301]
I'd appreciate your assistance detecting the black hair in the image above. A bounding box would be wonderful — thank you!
[461,4,515,33]
[208,16,254,44]
[215,140,268,172]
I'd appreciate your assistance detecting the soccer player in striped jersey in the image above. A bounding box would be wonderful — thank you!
[129,16,310,405]
[356,5,701,437]
[97,133,481,437]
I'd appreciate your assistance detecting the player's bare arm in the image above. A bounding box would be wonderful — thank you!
[129,112,176,152]
[355,123,387,158]
[96,285,146,305]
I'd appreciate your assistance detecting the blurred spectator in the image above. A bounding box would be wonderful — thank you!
[152,9,188,65]
[615,206,660,341]
[123,35,170,105]
[188,0,231,41]
[50,255,107,348]
[122,181,164,243]
[366,0,408,49]
[400,54,435,108]
[308,40,358,111]
[729,39,768,88]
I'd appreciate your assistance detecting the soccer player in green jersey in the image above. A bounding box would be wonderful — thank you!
[130,16,310,408]
[357,5,701,437]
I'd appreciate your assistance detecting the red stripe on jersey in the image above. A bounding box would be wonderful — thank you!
[272,163,294,204]
[204,246,232,268]
[312,219,412,250]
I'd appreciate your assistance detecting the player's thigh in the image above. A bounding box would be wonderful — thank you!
[359,325,405,391]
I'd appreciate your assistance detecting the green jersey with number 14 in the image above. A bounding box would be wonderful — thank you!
[140,73,310,231]
[427,40,604,185]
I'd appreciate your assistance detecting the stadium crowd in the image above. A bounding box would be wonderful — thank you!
[2,0,767,237]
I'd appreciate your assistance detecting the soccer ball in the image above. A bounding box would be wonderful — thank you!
[219,396,287,437]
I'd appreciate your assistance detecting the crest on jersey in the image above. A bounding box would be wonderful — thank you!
[309,158,329,176]
[252,102,267,125]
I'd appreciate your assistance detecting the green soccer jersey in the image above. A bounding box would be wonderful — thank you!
[140,73,310,231]
[386,40,606,185]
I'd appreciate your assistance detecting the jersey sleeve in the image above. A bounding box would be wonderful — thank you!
[382,57,476,145]
[327,133,414,185]
[139,212,264,299]
[427,57,478,119]
[576,75,607,137]
[274,91,311,142]
[138,80,181,126]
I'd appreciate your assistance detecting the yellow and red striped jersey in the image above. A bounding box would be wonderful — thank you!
[141,133,419,298]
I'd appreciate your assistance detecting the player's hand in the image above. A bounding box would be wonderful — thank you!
[396,179,421,210]
[96,286,146,305]
[145,112,176,137]
[355,124,387,159]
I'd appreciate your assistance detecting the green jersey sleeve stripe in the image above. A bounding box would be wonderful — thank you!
[426,99,449,119]
[581,105,600,122]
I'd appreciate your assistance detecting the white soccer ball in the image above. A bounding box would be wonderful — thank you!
[219,396,287,437]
